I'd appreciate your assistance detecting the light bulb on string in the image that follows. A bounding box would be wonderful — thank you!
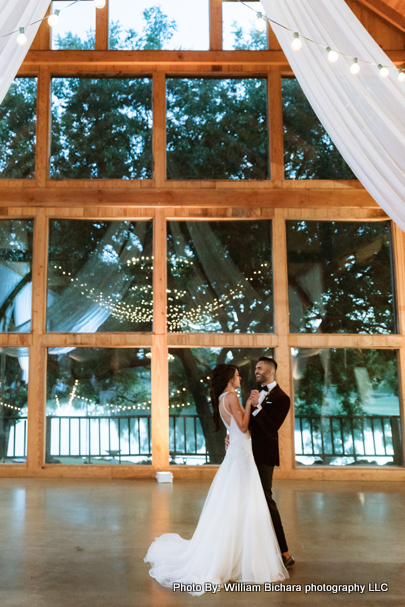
[255,12,266,32]
[398,68,405,82]
[16,27,27,46]
[326,47,339,62]
[378,64,389,78]
[48,10,60,28]
[291,32,302,51]
[350,58,360,74]
[94,0,106,8]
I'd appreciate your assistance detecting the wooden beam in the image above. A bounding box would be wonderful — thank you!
[210,0,223,50]
[20,49,405,72]
[167,334,278,347]
[289,334,402,348]
[27,209,48,471]
[357,0,405,32]
[152,73,166,187]
[272,209,294,472]
[35,67,51,188]
[392,222,405,466]
[268,67,284,184]
[95,0,109,50]
[151,210,169,470]
[22,49,289,68]
[0,186,380,208]
[41,334,153,348]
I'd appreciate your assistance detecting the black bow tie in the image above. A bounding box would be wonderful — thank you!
[258,385,269,392]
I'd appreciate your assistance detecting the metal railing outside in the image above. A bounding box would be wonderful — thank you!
[295,414,403,465]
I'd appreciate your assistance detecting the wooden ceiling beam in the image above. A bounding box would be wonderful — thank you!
[357,0,405,32]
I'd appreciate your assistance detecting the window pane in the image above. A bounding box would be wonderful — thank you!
[50,78,153,179]
[167,221,273,332]
[0,78,37,179]
[46,348,151,465]
[0,351,28,463]
[293,348,402,467]
[47,220,153,332]
[287,221,395,334]
[282,78,356,180]
[51,1,96,50]
[166,78,268,179]
[0,220,33,333]
[109,0,209,50]
[169,347,273,464]
[223,1,267,50]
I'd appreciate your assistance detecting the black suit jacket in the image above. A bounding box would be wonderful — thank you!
[249,384,290,467]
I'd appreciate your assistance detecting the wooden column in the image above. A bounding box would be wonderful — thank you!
[27,209,48,471]
[268,66,284,185]
[210,0,222,50]
[272,208,294,473]
[152,73,166,187]
[35,67,51,188]
[392,221,405,465]
[152,209,169,470]
[95,0,109,51]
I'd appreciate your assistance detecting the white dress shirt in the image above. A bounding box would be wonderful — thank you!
[252,380,277,416]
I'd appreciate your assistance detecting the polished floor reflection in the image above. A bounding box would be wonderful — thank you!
[0,478,404,606]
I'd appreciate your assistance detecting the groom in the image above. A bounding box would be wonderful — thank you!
[249,356,294,568]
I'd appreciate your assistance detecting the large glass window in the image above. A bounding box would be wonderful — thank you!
[109,0,209,50]
[46,348,151,465]
[166,78,268,179]
[282,78,356,180]
[169,347,274,464]
[167,221,273,332]
[47,220,153,332]
[50,78,153,179]
[51,1,96,50]
[0,78,37,179]
[0,220,33,333]
[293,348,402,467]
[287,221,395,334]
[223,1,267,50]
[0,351,29,464]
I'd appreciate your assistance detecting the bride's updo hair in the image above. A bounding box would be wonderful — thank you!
[210,364,239,432]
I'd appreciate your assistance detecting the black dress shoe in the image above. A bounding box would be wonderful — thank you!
[282,555,295,568]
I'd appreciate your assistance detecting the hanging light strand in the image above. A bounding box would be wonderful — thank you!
[2,0,105,43]
[237,0,404,80]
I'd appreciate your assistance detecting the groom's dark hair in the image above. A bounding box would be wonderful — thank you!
[258,356,277,371]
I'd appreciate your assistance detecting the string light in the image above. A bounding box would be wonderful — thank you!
[16,27,27,46]
[291,33,302,51]
[398,69,405,82]
[236,1,403,80]
[379,64,390,78]
[326,47,339,63]
[48,10,60,28]
[350,58,360,75]
[94,0,106,8]
[255,12,266,32]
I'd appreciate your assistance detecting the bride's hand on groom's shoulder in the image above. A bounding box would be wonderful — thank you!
[225,434,230,450]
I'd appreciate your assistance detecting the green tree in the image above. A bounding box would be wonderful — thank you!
[282,78,356,180]
[0,79,37,178]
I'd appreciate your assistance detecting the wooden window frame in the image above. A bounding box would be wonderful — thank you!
[0,0,404,480]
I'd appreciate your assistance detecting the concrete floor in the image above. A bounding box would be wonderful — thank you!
[0,478,404,607]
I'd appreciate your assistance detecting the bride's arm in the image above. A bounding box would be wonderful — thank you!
[227,393,252,433]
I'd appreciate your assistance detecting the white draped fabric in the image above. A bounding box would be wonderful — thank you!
[0,0,50,105]
[261,0,405,231]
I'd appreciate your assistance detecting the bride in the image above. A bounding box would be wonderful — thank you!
[144,364,288,595]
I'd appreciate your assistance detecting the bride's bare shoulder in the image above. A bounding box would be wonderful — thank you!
[224,392,240,409]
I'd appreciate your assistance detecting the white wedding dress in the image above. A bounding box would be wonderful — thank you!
[144,392,288,595]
